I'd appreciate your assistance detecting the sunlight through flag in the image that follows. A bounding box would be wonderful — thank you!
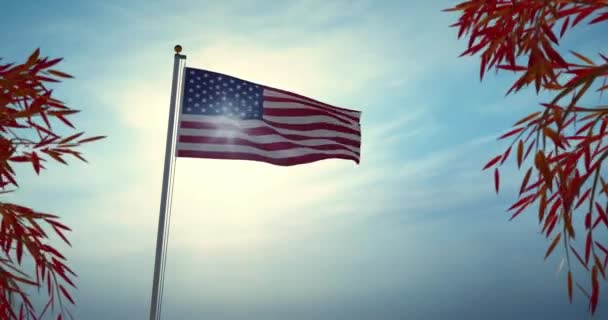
[176,67,362,166]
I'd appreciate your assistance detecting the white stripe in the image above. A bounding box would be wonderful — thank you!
[264,115,360,131]
[179,115,361,141]
[263,88,361,119]
[177,143,359,159]
[177,129,360,153]
[263,101,358,125]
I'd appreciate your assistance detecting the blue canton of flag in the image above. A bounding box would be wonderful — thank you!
[182,69,263,120]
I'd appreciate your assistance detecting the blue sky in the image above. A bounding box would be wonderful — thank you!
[2,1,607,319]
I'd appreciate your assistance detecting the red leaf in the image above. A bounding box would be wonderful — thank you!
[560,17,570,38]
[574,188,591,209]
[494,168,500,194]
[589,11,608,24]
[591,266,600,314]
[55,114,75,128]
[594,202,608,228]
[513,112,541,126]
[497,65,527,72]
[8,156,29,162]
[16,240,23,264]
[47,69,73,79]
[483,155,502,170]
[519,167,533,196]
[53,226,71,247]
[514,141,523,169]
[544,233,562,260]
[586,232,593,265]
[572,7,595,27]
[27,48,40,66]
[571,245,589,270]
[500,146,512,165]
[31,151,41,174]
[508,193,536,212]
[565,270,573,303]
[77,135,106,144]
[498,127,524,140]
[541,23,559,44]
[59,285,75,304]
[58,132,84,145]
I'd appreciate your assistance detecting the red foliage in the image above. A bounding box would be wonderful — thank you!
[0,49,104,319]
[446,0,608,315]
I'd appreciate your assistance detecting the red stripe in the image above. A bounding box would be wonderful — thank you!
[180,121,360,147]
[177,150,359,166]
[262,119,360,136]
[263,96,359,123]
[263,87,361,118]
[262,106,355,125]
[178,135,359,154]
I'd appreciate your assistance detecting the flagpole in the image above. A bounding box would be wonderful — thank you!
[149,45,186,320]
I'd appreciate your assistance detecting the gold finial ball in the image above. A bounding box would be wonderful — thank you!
[174,45,182,53]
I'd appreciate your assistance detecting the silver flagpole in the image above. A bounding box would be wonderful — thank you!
[149,45,186,320]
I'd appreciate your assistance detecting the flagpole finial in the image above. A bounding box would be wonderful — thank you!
[174,45,182,54]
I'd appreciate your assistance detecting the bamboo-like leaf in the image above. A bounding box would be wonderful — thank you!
[543,126,562,148]
[570,50,595,66]
[567,271,573,303]
[483,155,502,170]
[591,266,599,314]
[500,146,512,165]
[77,135,106,144]
[586,232,593,265]
[494,168,500,194]
[571,245,589,270]
[590,12,608,24]
[545,233,562,260]
[594,202,608,228]
[517,140,524,168]
[513,111,541,126]
[539,190,548,223]
[31,151,41,174]
[519,167,533,195]
[46,69,73,79]
[27,48,40,66]
[59,285,74,304]
[560,16,570,38]
[58,132,84,145]
[498,127,524,140]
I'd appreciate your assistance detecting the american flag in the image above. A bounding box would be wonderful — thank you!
[176,67,361,166]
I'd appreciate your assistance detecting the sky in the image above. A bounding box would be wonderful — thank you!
[1,1,607,319]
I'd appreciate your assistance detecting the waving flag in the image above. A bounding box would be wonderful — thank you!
[176,67,362,166]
